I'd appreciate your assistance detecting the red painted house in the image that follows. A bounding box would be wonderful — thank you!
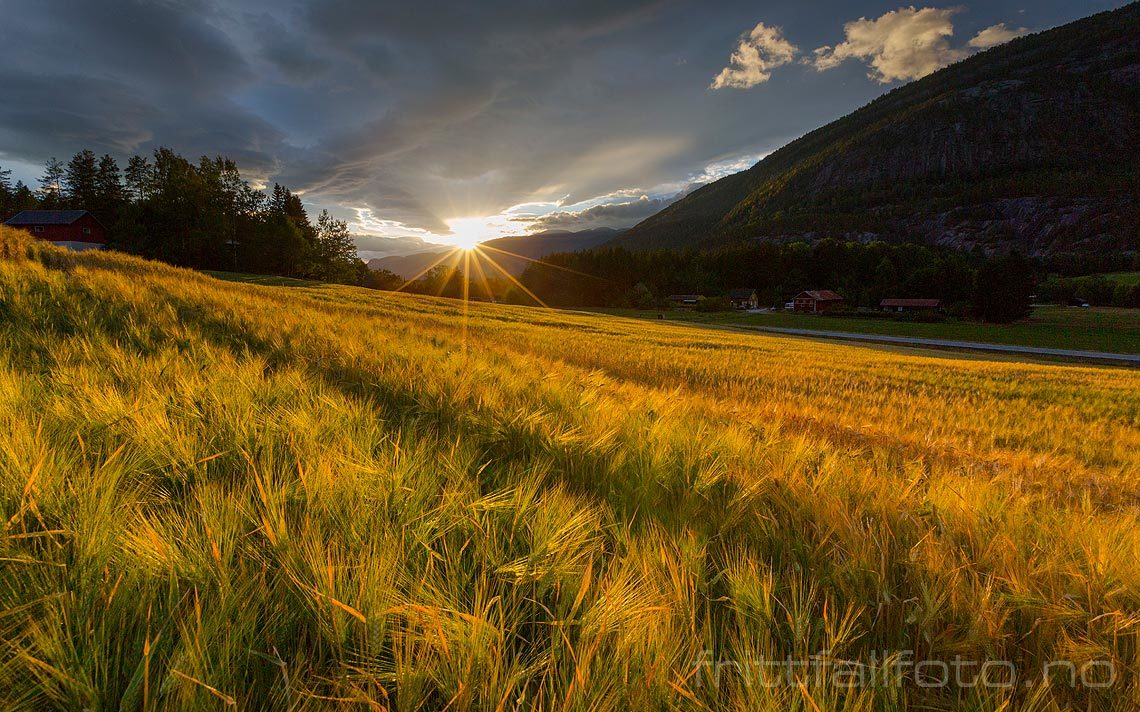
[4,210,107,250]
[792,290,845,313]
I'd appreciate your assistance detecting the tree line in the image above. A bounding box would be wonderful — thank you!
[1036,274,1140,307]
[3,152,1133,317]
[517,240,1054,323]
[0,150,382,286]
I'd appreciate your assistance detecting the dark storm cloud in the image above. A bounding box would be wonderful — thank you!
[4,0,254,95]
[244,12,333,83]
[272,0,683,230]
[0,73,158,157]
[275,86,505,233]
[305,0,668,54]
[0,0,288,174]
[0,0,1123,245]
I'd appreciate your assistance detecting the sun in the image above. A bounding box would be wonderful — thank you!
[444,216,510,250]
[450,232,483,250]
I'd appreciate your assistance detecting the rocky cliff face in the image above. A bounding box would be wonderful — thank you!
[783,196,1137,256]
[923,196,1136,255]
[614,3,1140,257]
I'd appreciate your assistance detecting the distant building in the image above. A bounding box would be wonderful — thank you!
[4,210,107,251]
[726,288,758,310]
[667,294,703,308]
[880,298,942,312]
[792,290,845,313]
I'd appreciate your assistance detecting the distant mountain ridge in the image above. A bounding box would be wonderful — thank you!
[613,3,1140,256]
[368,227,621,278]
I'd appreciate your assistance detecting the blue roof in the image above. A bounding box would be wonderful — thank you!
[4,210,92,225]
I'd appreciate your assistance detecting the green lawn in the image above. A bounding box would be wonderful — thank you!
[202,270,320,287]
[585,305,1140,354]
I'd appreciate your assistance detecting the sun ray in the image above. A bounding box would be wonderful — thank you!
[473,245,550,308]
[477,243,607,282]
[461,249,470,354]
[467,249,496,302]
[432,250,467,298]
[395,247,461,292]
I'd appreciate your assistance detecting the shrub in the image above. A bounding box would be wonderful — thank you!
[694,296,734,312]
[1072,276,1116,305]
[973,252,1035,323]
[1112,283,1140,308]
[0,226,33,261]
[628,282,656,310]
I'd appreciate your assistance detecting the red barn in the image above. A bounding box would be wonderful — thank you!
[792,290,845,313]
[4,210,107,250]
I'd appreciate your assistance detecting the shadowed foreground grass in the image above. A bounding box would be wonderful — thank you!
[1,228,1138,710]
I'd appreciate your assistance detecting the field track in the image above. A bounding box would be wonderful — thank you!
[729,325,1140,365]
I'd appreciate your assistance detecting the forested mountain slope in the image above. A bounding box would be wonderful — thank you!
[615,3,1140,256]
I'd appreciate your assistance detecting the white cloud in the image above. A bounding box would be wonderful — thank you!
[523,195,673,231]
[968,22,1028,50]
[710,23,799,90]
[349,151,769,248]
[812,6,968,83]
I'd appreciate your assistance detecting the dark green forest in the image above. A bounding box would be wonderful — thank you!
[516,240,1140,323]
[617,3,1140,255]
[0,150,384,287]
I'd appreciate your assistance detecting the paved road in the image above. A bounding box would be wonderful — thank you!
[733,325,1140,365]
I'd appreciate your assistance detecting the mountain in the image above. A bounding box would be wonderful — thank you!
[369,228,621,278]
[613,3,1140,256]
[366,249,450,280]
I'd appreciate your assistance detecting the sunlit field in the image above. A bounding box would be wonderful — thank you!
[589,306,1140,355]
[1,229,1138,710]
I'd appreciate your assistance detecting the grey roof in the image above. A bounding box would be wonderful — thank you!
[726,288,756,299]
[4,210,91,225]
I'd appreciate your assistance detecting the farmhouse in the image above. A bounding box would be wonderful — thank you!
[880,298,942,313]
[726,288,758,310]
[667,294,703,308]
[4,210,107,250]
[792,290,844,313]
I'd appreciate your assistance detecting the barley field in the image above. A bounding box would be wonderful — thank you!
[1,228,1138,710]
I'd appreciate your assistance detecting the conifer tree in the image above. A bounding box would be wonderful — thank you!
[65,150,99,209]
[125,155,152,202]
[38,157,65,208]
[0,163,11,216]
[95,154,125,207]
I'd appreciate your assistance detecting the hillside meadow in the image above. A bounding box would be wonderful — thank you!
[0,228,1138,710]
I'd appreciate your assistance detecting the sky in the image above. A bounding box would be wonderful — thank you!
[0,0,1125,258]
